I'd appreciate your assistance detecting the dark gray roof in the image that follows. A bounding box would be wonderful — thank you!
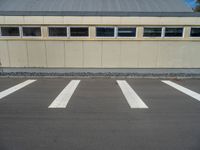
[0,0,198,17]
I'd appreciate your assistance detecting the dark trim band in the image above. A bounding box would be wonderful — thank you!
[0,11,200,17]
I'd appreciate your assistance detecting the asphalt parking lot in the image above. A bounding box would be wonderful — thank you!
[0,77,200,150]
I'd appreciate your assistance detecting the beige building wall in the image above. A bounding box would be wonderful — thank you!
[1,16,200,25]
[7,41,28,67]
[0,40,200,68]
[65,41,83,67]
[83,41,102,67]
[27,41,46,67]
[0,16,200,68]
[45,41,65,67]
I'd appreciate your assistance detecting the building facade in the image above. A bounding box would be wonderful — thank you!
[0,0,200,72]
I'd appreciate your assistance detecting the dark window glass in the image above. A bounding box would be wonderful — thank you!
[190,28,200,37]
[96,27,115,37]
[1,27,20,36]
[70,27,88,37]
[143,28,162,37]
[49,27,67,37]
[118,27,136,37]
[165,28,183,37]
[22,27,41,36]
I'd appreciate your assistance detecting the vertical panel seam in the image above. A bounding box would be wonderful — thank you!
[44,41,48,67]
[137,41,140,67]
[25,41,29,67]
[157,41,161,68]
[64,41,66,67]
[156,41,160,68]
[101,41,103,67]
[82,41,84,68]
[6,40,11,67]
[119,41,122,67]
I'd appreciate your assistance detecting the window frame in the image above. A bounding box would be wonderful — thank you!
[0,26,21,38]
[22,26,42,38]
[143,26,164,38]
[190,27,200,38]
[164,26,184,38]
[96,26,116,38]
[48,26,68,38]
[117,26,137,38]
[69,26,90,38]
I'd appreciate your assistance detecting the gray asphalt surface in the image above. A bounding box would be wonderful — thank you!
[0,78,200,150]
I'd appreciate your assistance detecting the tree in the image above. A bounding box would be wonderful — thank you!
[195,0,200,12]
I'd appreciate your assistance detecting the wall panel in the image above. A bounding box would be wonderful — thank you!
[140,17,162,25]
[157,41,191,68]
[83,41,102,68]
[181,42,200,68]
[27,41,46,67]
[120,41,139,67]
[120,17,140,25]
[64,17,83,24]
[159,42,185,68]
[82,17,101,25]
[101,17,121,25]
[44,16,64,24]
[7,41,28,67]
[24,16,44,24]
[4,16,24,24]
[45,41,65,67]
[0,16,4,24]
[102,41,121,67]
[138,41,159,68]
[0,41,10,67]
[65,41,83,67]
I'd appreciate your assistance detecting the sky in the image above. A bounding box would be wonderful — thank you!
[185,0,196,8]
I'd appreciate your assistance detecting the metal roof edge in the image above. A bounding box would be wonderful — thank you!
[0,11,200,17]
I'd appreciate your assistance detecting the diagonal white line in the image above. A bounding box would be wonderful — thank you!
[162,80,200,102]
[117,80,148,109]
[48,80,80,108]
[0,80,36,100]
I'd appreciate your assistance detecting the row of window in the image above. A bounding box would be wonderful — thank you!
[144,27,185,37]
[0,27,89,37]
[0,26,200,38]
[0,26,135,38]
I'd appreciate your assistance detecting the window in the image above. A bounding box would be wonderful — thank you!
[22,27,41,37]
[1,27,20,36]
[70,27,89,37]
[143,27,162,37]
[48,27,67,37]
[190,28,200,37]
[165,27,183,37]
[96,27,115,37]
[117,27,136,37]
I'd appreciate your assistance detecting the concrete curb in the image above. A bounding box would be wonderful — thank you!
[0,68,200,78]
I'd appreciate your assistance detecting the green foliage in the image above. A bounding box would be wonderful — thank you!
[195,6,200,12]
[195,0,200,12]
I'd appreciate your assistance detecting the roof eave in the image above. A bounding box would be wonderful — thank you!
[0,11,199,17]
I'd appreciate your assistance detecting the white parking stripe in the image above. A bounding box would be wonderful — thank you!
[0,80,36,100]
[162,80,200,102]
[117,80,148,109]
[48,80,80,108]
